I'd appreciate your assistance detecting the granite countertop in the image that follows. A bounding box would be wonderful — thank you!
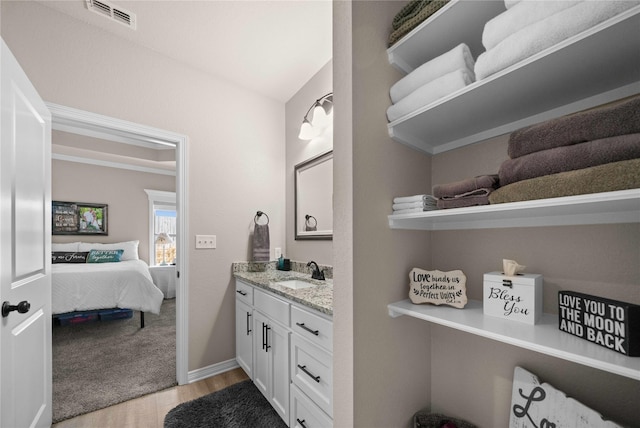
[233,263,333,316]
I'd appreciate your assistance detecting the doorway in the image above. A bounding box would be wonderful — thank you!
[46,102,189,388]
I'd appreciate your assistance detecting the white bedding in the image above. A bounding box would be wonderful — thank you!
[52,260,164,315]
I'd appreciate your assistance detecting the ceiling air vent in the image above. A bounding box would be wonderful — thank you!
[85,0,136,30]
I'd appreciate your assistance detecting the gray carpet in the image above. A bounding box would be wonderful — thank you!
[164,380,287,428]
[52,299,177,423]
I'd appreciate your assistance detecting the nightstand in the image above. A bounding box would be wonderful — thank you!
[149,265,176,299]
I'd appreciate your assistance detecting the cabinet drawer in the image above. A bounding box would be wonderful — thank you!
[292,306,332,352]
[235,280,254,305]
[254,288,290,327]
[291,335,332,417]
[290,384,332,428]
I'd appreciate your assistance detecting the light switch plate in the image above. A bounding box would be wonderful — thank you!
[196,235,216,249]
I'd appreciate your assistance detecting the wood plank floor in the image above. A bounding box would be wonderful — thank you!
[52,367,249,428]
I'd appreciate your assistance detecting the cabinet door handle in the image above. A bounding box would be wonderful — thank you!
[296,418,308,428]
[246,312,252,335]
[265,325,271,352]
[297,364,320,383]
[236,290,247,296]
[296,322,319,336]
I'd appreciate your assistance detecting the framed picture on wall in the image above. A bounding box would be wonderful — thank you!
[52,201,108,235]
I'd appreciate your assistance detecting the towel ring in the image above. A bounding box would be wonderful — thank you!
[255,211,269,225]
[305,215,317,227]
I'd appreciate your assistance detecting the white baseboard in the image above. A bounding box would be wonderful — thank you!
[187,358,240,384]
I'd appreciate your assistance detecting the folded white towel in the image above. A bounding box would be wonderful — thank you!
[483,1,580,50]
[475,1,638,80]
[390,43,476,104]
[393,194,437,204]
[387,68,474,122]
[393,206,439,215]
[392,201,437,210]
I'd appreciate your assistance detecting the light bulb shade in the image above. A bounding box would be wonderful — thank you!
[298,119,321,140]
[155,232,172,245]
[311,104,329,129]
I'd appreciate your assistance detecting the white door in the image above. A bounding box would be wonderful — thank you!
[0,39,52,428]
[235,299,253,378]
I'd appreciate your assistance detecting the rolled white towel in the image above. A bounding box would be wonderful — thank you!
[390,43,476,104]
[483,1,581,50]
[505,0,522,9]
[393,194,437,204]
[387,68,474,122]
[475,1,638,80]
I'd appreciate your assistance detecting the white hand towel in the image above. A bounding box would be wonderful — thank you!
[475,1,638,80]
[393,194,436,204]
[387,68,474,122]
[390,43,476,104]
[393,207,433,214]
[392,201,437,210]
[483,1,581,50]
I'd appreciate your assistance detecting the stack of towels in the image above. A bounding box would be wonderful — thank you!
[388,0,451,47]
[433,175,500,209]
[387,43,476,122]
[392,194,438,214]
[475,1,638,80]
[490,95,640,204]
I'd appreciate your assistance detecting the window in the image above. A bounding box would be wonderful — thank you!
[144,189,176,266]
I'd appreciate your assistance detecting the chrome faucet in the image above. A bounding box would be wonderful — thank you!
[307,261,325,280]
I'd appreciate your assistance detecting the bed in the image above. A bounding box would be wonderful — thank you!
[51,240,164,328]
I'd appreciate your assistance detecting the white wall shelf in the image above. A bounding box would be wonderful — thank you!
[386,5,640,154]
[388,299,640,381]
[388,189,640,231]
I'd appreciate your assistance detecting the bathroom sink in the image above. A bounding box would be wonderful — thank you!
[275,280,316,290]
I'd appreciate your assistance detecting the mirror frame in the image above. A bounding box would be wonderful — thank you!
[294,150,333,241]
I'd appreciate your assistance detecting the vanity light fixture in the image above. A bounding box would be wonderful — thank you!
[298,92,333,140]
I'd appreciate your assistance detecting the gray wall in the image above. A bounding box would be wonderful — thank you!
[2,0,286,372]
[285,61,333,265]
[334,2,640,428]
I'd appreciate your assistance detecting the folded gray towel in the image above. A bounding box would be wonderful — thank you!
[252,224,270,262]
[499,133,640,186]
[433,174,499,198]
[436,192,492,209]
[508,95,640,158]
[490,158,640,204]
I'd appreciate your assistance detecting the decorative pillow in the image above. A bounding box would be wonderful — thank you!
[51,251,89,264]
[79,240,139,261]
[87,249,124,263]
[52,242,80,252]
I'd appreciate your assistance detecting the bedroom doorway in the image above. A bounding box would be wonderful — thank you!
[46,103,189,388]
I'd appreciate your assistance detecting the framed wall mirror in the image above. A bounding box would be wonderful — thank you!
[295,150,333,240]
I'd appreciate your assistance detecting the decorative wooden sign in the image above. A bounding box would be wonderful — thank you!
[558,291,639,356]
[409,268,467,308]
[510,366,622,427]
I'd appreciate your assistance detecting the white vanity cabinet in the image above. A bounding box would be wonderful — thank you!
[235,281,254,377]
[252,288,291,424]
[290,305,333,427]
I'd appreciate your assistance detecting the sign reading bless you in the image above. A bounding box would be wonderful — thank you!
[409,268,467,308]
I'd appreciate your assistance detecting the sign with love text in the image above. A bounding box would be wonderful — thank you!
[409,268,467,308]
[558,291,639,356]
[510,366,621,428]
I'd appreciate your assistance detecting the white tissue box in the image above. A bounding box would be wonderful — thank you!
[483,272,543,325]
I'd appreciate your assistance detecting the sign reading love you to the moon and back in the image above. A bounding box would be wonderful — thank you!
[409,268,467,308]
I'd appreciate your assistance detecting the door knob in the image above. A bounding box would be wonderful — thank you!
[2,300,31,318]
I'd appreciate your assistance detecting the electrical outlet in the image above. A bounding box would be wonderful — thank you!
[195,235,216,249]
[275,247,282,259]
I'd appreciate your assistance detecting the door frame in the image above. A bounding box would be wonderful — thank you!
[45,102,189,385]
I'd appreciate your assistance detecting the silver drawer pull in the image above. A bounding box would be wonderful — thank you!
[296,322,319,336]
[297,364,321,383]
